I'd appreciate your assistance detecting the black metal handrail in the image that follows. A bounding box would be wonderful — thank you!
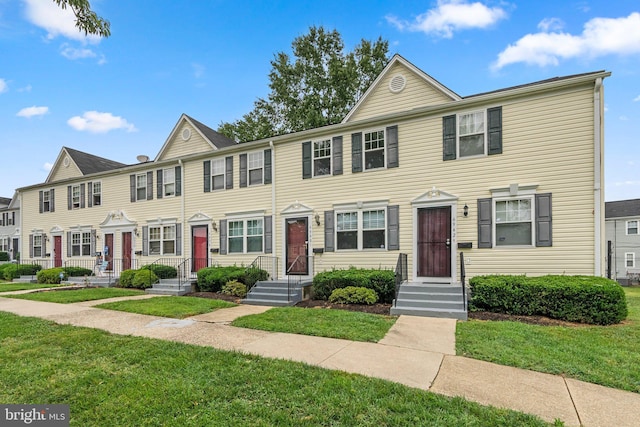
[247,256,279,281]
[393,253,408,306]
[286,255,312,303]
[460,252,467,311]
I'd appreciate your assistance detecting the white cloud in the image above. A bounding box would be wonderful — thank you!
[17,84,32,93]
[537,18,564,32]
[16,106,49,118]
[0,78,7,93]
[43,162,53,172]
[619,115,629,121]
[60,44,96,60]
[24,0,101,43]
[494,12,640,69]
[386,0,507,38]
[634,95,640,102]
[67,111,137,133]
[614,180,640,187]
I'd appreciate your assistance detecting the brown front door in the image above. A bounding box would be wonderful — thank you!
[192,225,208,273]
[122,232,132,271]
[286,218,308,275]
[104,234,114,270]
[417,207,451,277]
[53,236,62,267]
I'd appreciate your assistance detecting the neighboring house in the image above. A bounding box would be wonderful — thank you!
[15,55,609,288]
[0,194,20,261]
[605,199,640,284]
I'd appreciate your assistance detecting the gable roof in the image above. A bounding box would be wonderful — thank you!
[154,114,237,161]
[0,197,11,207]
[342,54,461,123]
[605,199,640,219]
[64,147,127,174]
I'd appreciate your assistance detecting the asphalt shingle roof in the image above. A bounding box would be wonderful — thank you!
[64,147,127,175]
[605,199,640,219]
[185,115,237,148]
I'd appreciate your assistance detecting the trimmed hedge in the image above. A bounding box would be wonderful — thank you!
[329,286,378,305]
[0,262,15,279]
[313,268,395,303]
[63,266,93,277]
[132,269,158,289]
[197,266,268,292]
[2,263,42,281]
[37,268,67,284]
[0,252,9,261]
[140,264,178,279]
[469,275,628,325]
[118,269,137,288]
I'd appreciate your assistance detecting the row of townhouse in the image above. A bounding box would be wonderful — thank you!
[0,195,20,260]
[14,55,609,284]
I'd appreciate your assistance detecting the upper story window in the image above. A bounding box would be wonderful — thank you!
[494,197,533,246]
[92,182,102,206]
[313,140,331,176]
[364,130,385,170]
[627,220,638,235]
[240,150,271,188]
[248,152,263,185]
[71,231,91,256]
[443,107,502,161]
[212,158,225,191]
[0,237,8,252]
[458,111,485,157]
[39,189,54,213]
[72,185,81,209]
[162,168,175,197]
[136,173,147,201]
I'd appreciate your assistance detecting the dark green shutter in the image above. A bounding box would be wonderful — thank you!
[225,156,233,189]
[175,166,182,196]
[176,223,182,255]
[29,234,33,258]
[157,170,163,199]
[87,182,93,207]
[67,185,72,210]
[443,115,457,161]
[203,161,211,192]
[66,232,71,257]
[39,191,43,213]
[387,205,400,250]
[302,141,312,179]
[219,219,227,255]
[332,136,343,175]
[478,198,492,248]
[535,193,552,247]
[239,154,247,188]
[130,175,136,202]
[352,133,363,173]
[387,125,399,168]
[487,106,502,155]
[50,189,54,212]
[264,149,272,184]
[324,210,335,252]
[80,183,85,208]
[264,215,272,254]
[142,226,149,256]
[146,171,153,200]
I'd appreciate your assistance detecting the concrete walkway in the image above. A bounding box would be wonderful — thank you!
[0,293,638,426]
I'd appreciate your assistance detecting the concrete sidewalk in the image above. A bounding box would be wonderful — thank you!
[0,295,638,426]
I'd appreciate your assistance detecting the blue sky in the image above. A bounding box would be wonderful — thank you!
[1,0,639,201]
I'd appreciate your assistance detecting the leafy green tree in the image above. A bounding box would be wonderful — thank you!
[218,26,389,142]
[53,0,111,37]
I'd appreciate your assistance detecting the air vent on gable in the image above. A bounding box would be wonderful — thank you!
[63,156,70,168]
[182,128,191,141]
[389,74,406,93]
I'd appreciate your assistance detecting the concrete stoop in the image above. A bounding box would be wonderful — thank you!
[65,276,116,287]
[146,279,194,296]
[242,280,311,307]
[391,282,468,320]
[14,275,37,284]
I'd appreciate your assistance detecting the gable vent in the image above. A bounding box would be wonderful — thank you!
[181,128,191,141]
[389,74,406,93]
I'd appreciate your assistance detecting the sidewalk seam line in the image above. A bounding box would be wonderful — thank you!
[429,353,448,390]
[316,341,356,365]
[563,375,583,426]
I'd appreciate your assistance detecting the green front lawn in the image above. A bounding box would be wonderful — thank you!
[5,287,144,303]
[457,287,640,393]
[0,282,65,293]
[232,306,397,342]
[96,296,236,319]
[0,312,549,426]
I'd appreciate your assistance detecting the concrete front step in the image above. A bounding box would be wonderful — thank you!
[242,280,310,307]
[390,306,468,320]
[146,280,194,296]
[392,281,468,320]
[395,298,465,311]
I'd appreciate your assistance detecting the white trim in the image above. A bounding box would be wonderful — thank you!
[247,150,265,186]
[625,252,635,268]
[456,109,487,159]
[490,184,539,198]
[225,209,266,220]
[361,127,387,171]
[311,138,333,178]
[187,212,212,226]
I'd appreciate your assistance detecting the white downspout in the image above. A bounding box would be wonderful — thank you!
[269,141,277,278]
[594,78,603,276]
[179,159,185,260]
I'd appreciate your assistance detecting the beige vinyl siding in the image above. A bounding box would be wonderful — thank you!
[348,62,454,122]
[159,123,214,160]
[48,160,83,182]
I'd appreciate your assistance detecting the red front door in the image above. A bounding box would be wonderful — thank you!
[417,207,451,277]
[192,225,208,273]
[104,234,114,270]
[286,218,308,275]
[122,232,132,271]
[53,236,62,267]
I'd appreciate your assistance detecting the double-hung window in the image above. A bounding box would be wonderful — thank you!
[136,173,147,201]
[626,253,635,268]
[313,140,331,176]
[43,190,51,212]
[494,197,533,246]
[364,130,385,170]
[33,235,43,257]
[211,158,225,191]
[336,209,386,250]
[0,237,8,252]
[148,225,176,255]
[248,152,263,185]
[228,218,263,253]
[71,231,91,256]
[92,182,102,206]
[627,220,638,235]
[162,168,175,197]
[72,185,81,209]
[458,111,485,157]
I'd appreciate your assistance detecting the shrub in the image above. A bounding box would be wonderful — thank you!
[63,266,93,277]
[469,275,628,325]
[329,286,378,305]
[2,263,18,280]
[313,268,395,303]
[118,269,137,288]
[0,262,15,278]
[197,266,268,292]
[17,264,42,276]
[37,268,67,284]
[221,280,247,298]
[0,252,9,261]
[140,264,177,279]
[132,269,158,289]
